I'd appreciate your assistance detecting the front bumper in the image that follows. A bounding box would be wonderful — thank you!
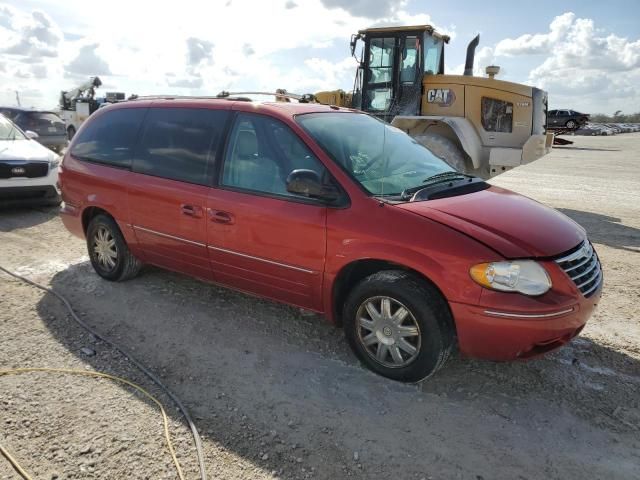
[450,282,602,361]
[0,185,60,206]
[0,167,60,207]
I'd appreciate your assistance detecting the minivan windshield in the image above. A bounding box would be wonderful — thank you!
[296,112,454,196]
[0,115,26,141]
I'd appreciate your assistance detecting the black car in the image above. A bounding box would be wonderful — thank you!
[547,109,590,130]
[0,107,67,153]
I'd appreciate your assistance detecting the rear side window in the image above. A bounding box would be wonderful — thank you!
[71,108,146,169]
[133,108,228,186]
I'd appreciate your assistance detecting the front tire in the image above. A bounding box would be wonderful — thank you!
[86,214,141,281]
[343,270,455,382]
[67,126,76,141]
[565,120,577,129]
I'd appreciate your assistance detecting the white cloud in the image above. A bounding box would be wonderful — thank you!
[493,12,640,113]
[186,37,214,67]
[65,43,111,76]
[494,12,575,57]
[1,0,437,108]
[320,0,406,19]
[2,8,62,58]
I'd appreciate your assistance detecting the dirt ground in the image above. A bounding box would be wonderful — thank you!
[1,133,639,480]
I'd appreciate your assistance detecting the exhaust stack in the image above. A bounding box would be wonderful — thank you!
[464,34,480,76]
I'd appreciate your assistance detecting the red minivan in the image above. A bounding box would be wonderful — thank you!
[59,99,602,382]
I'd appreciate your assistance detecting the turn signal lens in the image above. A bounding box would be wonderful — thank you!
[470,260,551,296]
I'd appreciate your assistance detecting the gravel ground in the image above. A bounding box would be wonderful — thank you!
[1,133,639,480]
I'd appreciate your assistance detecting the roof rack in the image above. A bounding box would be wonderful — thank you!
[127,91,315,103]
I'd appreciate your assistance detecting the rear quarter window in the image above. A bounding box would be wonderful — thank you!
[71,108,146,169]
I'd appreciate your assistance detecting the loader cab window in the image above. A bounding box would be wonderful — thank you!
[424,35,444,75]
[365,37,395,112]
[400,36,419,84]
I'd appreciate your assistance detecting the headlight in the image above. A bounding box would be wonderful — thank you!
[50,156,61,168]
[470,260,551,296]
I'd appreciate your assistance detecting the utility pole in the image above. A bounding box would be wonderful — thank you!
[15,91,21,106]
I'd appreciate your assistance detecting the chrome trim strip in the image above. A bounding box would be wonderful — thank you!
[207,245,316,274]
[555,241,592,264]
[133,225,206,248]
[563,253,593,273]
[484,308,574,319]
[576,268,601,290]
[582,275,603,296]
[571,257,599,282]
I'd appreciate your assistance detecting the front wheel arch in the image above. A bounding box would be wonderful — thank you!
[343,269,456,381]
[331,258,453,329]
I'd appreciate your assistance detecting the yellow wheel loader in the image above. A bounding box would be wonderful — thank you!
[314,25,554,179]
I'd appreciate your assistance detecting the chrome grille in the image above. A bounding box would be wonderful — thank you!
[554,241,602,298]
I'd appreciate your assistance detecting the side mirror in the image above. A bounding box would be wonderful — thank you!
[286,169,339,202]
[25,130,39,140]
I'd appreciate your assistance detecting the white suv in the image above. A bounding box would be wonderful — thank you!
[0,114,61,206]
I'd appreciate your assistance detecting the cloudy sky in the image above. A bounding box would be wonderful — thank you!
[1,0,639,114]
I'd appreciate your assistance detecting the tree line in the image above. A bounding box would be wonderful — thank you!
[589,111,640,123]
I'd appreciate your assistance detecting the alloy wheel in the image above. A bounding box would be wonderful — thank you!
[356,296,421,368]
[93,226,118,271]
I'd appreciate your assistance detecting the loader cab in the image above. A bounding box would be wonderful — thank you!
[351,25,449,122]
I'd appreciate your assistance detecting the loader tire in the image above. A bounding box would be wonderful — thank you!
[413,132,469,174]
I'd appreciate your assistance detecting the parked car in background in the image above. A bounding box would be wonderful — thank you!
[602,123,622,133]
[0,107,67,153]
[59,99,602,382]
[0,114,61,207]
[574,125,601,136]
[592,124,617,135]
[547,109,590,129]
[616,124,637,133]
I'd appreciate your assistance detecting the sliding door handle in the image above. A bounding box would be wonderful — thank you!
[209,209,234,224]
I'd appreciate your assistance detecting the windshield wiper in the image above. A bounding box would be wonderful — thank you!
[422,171,474,185]
[400,171,472,200]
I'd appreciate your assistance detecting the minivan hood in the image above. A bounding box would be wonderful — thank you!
[0,139,55,162]
[397,186,585,258]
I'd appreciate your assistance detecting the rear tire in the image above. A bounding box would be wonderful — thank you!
[565,120,577,129]
[67,126,76,141]
[413,132,469,173]
[86,214,141,282]
[343,270,455,383]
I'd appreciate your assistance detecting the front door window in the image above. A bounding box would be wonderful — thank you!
[221,113,327,199]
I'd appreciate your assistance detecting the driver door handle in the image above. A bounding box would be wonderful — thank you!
[180,204,203,218]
